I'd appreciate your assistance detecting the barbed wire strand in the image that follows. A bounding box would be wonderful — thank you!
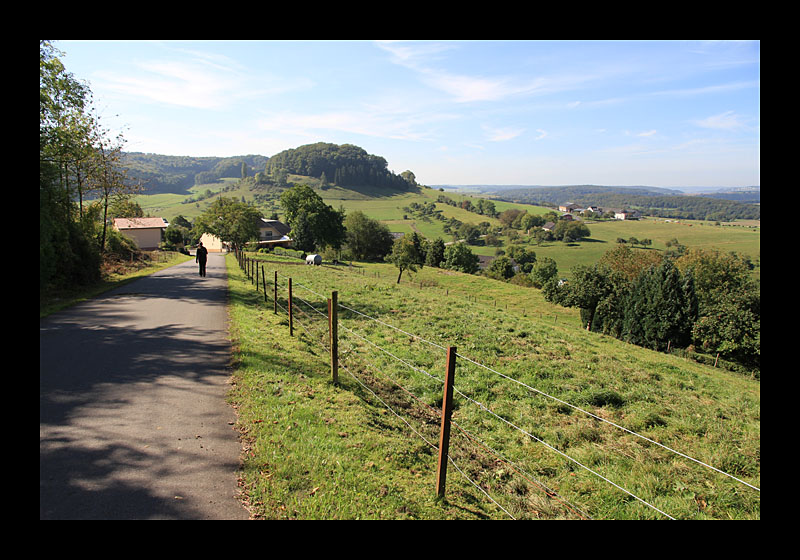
[337,334,592,520]
[255,263,757,513]
[337,349,515,519]
[454,351,760,492]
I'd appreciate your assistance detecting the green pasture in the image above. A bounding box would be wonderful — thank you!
[227,251,760,519]
[133,179,759,281]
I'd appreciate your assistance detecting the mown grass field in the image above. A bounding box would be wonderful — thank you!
[226,252,760,520]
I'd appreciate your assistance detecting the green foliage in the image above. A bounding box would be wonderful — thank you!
[266,142,414,191]
[553,220,591,242]
[530,257,558,288]
[40,41,103,291]
[280,184,346,253]
[386,234,424,283]
[621,259,697,351]
[441,242,480,274]
[423,238,446,268]
[675,248,760,368]
[343,210,394,261]
[486,256,515,281]
[193,197,262,249]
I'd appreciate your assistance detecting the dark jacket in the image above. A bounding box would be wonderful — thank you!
[196,246,208,262]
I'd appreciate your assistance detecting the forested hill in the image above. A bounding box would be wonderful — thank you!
[494,185,760,221]
[122,143,417,194]
[122,152,269,194]
[266,142,417,190]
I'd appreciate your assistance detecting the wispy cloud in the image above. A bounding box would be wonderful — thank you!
[483,125,525,142]
[257,106,457,142]
[376,40,594,104]
[94,50,312,110]
[693,110,749,131]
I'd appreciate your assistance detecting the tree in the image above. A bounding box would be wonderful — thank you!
[279,184,346,253]
[424,238,446,267]
[530,257,558,288]
[621,259,697,351]
[487,256,515,281]
[40,41,110,290]
[554,220,591,242]
[344,210,393,261]
[193,197,261,250]
[675,248,759,367]
[442,243,480,274]
[387,235,424,283]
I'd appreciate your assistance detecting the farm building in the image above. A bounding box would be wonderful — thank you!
[113,217,169,250]
[199,217,293,252]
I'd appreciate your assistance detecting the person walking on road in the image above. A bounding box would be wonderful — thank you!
[196,241,208,277]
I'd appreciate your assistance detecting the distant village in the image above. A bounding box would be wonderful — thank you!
[557,203,640,221]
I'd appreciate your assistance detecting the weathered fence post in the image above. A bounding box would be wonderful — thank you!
[274,271,278,314]
[328,291,338,385]
[288,277,294,337]
[262,265,267,303]
[436,346,457,499]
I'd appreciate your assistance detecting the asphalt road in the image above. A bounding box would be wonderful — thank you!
[40,253,250,520]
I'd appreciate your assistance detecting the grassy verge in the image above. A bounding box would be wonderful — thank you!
[227,252,760,520]
[40,251,193,318]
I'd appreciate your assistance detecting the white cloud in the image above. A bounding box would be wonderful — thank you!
[483,125,525,142]
[693,110,748,131]
[377,40,595,104]
[257,106,456,142]
[94,51,313,110]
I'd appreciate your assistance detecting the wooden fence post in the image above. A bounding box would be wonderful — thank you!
[274,271,278,314]
[329,291,338,385]
[262,265,267,303]
[436,346,457,499]
[288,277,293,337]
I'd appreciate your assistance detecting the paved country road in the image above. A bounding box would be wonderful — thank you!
[40,253,250,520]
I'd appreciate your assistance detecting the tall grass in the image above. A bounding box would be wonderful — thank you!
[227,253,760,520]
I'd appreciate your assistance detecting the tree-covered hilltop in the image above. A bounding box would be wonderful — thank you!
[266,142,417,190]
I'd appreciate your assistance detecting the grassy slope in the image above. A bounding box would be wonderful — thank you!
[227,253,760,520]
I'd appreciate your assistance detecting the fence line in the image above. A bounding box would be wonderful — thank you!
[234,251,760,519]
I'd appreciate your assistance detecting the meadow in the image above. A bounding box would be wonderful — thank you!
[134,178,760,280]
[227,251,760,520]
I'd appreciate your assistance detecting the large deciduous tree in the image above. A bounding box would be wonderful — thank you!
[279,185,346,253]
[193,197,261,250]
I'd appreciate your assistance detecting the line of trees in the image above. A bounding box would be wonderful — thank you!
[40,41,141,293]
[543,245,759,371]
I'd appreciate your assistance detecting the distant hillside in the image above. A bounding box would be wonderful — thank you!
[122,152,269,194]
[123,143,418,195]
[492,185,760,221]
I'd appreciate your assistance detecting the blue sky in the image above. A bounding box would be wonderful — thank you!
[56,40,759,188]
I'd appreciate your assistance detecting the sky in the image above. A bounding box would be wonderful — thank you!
[55,40,760,189]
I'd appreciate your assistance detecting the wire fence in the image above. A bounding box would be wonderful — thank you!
[234,250,760,520]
